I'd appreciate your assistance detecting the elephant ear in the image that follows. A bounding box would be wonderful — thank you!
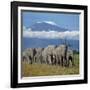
[67,49,73,56]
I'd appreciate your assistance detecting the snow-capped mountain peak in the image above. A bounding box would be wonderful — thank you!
[37,21,57,25]
[30,21,67,32]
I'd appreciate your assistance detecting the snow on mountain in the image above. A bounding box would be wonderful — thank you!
[23,21,79,40]
[37,21,57,25]
[30,21,67,31]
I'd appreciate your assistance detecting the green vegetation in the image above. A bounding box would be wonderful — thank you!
[21,54,79,77]
[73,50,79,54]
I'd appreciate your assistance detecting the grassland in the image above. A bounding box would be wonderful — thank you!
[21,54,79,77]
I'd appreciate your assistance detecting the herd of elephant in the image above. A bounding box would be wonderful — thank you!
[22,44,74,67]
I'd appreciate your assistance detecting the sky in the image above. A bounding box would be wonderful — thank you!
[22,11,80,40]
[22,11,80,31]
[21,11,80,50]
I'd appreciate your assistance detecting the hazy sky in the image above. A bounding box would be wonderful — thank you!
[22,11,80,31]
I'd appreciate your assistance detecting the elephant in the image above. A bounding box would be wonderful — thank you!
[67,48,74,67]
[42,45,57,65]
[34,48,44,64]
[22,48,36,64]
[22,50,30,64]
[55,45,74,67]
[22,44,74,67]
[54,45,68,66]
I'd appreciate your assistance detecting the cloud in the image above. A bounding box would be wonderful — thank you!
[23,27,79,40]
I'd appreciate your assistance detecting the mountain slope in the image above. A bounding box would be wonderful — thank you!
[30,21,67,31]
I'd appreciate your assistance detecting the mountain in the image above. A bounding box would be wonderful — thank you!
[22,38,79,52]
[23,21,79,52]
[30,21,67,32]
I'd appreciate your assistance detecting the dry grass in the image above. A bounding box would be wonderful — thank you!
[21,54,79,77]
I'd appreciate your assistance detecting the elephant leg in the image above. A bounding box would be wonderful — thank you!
[58,58,60,65]
[34,57,37,63]
[25,56,30,64]
[66,59,69,67]
[61,56,64,66]
[56,56,58,65]
[65,59,69,67]
[31,59,32,64]
[46,59,48,64]
[72,57,75,66]
[28,56,32,64]
[70,56,74,67]
[41,58,43,64]
[49,58,52,65]
[46,56,49,64]
[40,56,43,64]
[63,56,69,67]
[42,57,45,64]
[22,56,28,64]
[33,56,36,63]
[55,58,57,65]
[22,56,25,62]
[53,58,56,65]
[50,55,53,65]
[67,56,74,67]
[51,59,53,65]
[52,55,55,65]
[58,56,63,66]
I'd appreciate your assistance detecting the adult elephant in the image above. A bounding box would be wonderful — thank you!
[42,45,56,65]
[55,45,68,66]
[22,48,36,64]
[34,48,44,64]
[67,48,74,67]
[55,45,74,67]
[22,50,30,64]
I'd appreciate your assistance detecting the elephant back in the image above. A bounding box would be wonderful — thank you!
[55,45,66,56]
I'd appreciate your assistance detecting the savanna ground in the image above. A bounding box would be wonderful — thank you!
[21,53,79,77]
